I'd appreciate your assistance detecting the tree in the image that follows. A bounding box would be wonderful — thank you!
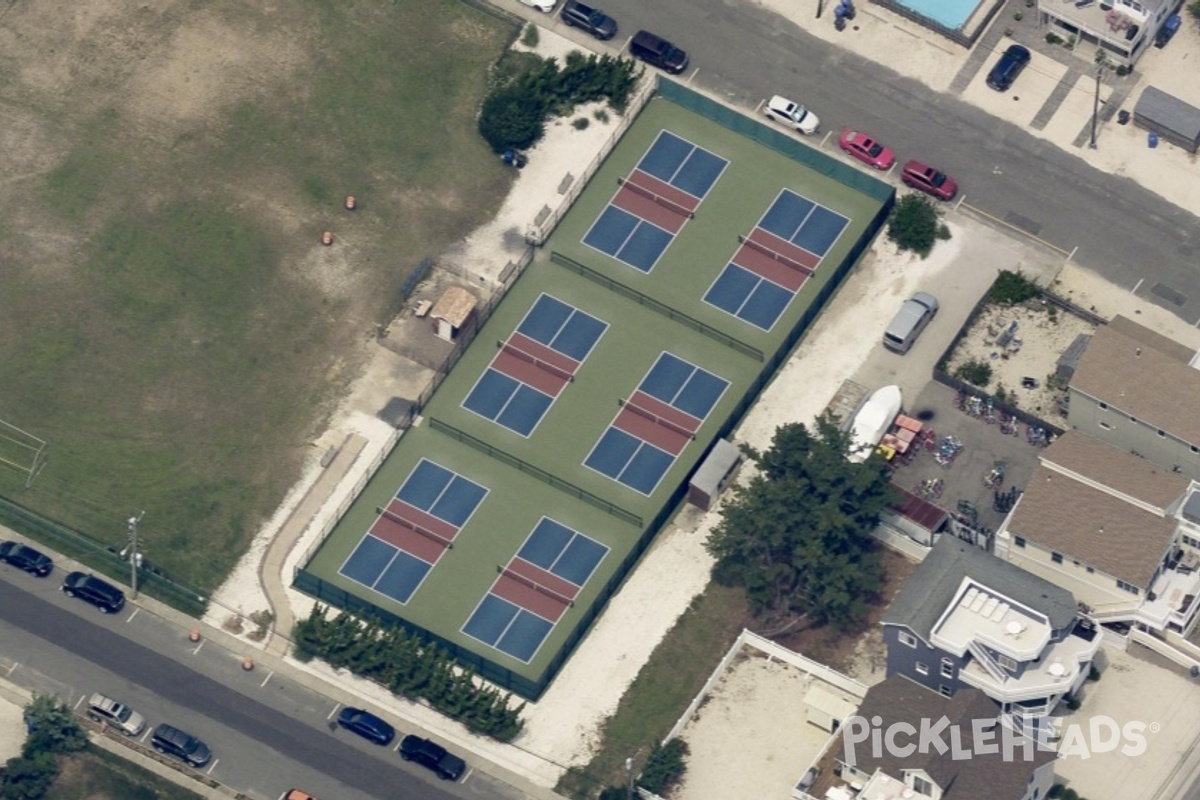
[886,194,946,258]
[22,694,87,757]
[478,85,546,153]
[705,416,893,634]
[0,752,58,800]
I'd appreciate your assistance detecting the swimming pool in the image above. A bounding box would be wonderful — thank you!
[890,0,984,31]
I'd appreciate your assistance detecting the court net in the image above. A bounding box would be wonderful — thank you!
[621,397,696,441]
[618,177,696,220]
[498,340,575,382]
[378,506,454,549]
[499,565,575,608]
[738,234,811,275]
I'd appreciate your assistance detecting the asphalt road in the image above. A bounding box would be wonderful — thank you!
[0,573,468,800]
[592,0,1200,321]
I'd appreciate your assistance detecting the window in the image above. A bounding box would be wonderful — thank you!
[941,658,955,678]
[1117,579,1140,595]
[1098,402,1108,410]
[1184,535,1200,549]
[898,631,918,648]
[1190,445,1198,454]
[912,776,934,795]
[1052,552,1064,564]
[1014,536,1026,548]
[1099,421,1113,430]
[916,662,929,675]
[1158,430,1167,438]
[998,654,1018,671]
[939,685,952,698]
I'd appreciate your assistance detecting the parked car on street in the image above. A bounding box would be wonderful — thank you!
[0,541,53,577]
[560,0,617,39]
[336,707,395,746]
[87,692,146,736]
[399,734,466,781]
[763,95,820,135]
[518,0,557,11]
[838,128,895,170]
[151,723,212,767]
[986,44,1031,91]
[629,30,689,74]
[61,571,125,613]
[901,160,958,200]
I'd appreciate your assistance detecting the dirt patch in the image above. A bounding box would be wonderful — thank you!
[944,302,1097,427]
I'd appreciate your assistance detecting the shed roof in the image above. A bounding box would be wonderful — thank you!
[1070,319,1200,445]
[431,286,477,327]
[689,439,742,494]
[1134,86,1200,145]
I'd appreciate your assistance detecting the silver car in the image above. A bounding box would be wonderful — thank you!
[87,692,146,736]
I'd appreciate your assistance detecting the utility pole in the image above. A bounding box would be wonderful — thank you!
[1090,51,1106,149]
[127,512,144,599]
[625,756,635,800]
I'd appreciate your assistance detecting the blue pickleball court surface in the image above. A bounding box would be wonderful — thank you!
[757,189,849,260]
[462,595,553,663]
[636,131,728,198]
[703,265,795,331]
[516,294,608,361]
[516,518,608,586]
[339,535,435,605]
[395,459,488,527]
[582,206,675,273]
[463,370,553,437]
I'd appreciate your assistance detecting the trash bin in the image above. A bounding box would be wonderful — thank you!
[1148,131,1159,148]
[1117,109,1130,125]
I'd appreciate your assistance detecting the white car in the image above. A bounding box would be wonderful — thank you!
[519,0,557,11]
[763,95,820,135]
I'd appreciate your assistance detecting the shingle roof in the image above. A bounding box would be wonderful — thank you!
[842,676,1055,799]
[1042,430,1190,509]
[1108,315,1197,364]
[1007,464,1177,588]
[1070,319,1200,445]
[431,286,476,327]
[883,538,1076,637]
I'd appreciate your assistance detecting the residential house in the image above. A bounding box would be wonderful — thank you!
[835,675,1057,800]
[882,538,1101,737]
[995,430,1200,639]
[1037,0,1180,68]
[1068,316,1200,480]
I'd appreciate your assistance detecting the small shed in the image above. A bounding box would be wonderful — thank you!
[1133,86,1200,153]
[804,684,858,733]
[430,286,477,342]
[687,439,744,511]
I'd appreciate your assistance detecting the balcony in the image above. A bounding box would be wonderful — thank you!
[958,624,1102,706]
[1137,566,1200,630]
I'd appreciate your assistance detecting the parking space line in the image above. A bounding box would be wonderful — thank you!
[191,639,205,656]
[259,670,273,689]
[1132,277,1144,294]
[205,759,218,775]
[327,703,342,721]
[125,608,139,623]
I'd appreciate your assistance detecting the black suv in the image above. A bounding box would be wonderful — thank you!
[151,723,212,767]
[399,734,466,781]
[0,541,53,577]
[986,44,1031,92]
[61,571,125,613]
[629,30,689,75]
[560,0,617,40]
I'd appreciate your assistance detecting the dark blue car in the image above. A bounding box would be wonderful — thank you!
[337,707,395,746]
[987,44,1031,91]
[0,541,53,577]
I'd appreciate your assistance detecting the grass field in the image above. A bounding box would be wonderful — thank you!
[46,746,203,800]
[0,0,516,592]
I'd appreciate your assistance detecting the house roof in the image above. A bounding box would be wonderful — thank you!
[1006,464,1178,588]
[883,538,1076,637]
[1108,315,1197,364]
[1041,430,1190,509]
[842,676,1055,799]
[1070,319,1200,445]
[430,286,476,327]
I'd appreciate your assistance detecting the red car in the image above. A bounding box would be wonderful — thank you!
[838,128,895,170]
[901,160,958,201]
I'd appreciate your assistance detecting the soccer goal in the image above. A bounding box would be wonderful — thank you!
[0,418,47,488]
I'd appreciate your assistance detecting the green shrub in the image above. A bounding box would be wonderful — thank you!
[1088,664,1101,681]
[989,270,1041,305]
[478,85,546,152]
[955,359,993,387]
[886,194,942,258]
[594,109,610,123]
[1066,696,1082,711]
[1046,32,1063,44]
[521,23,539,47]
[0,751,59,800]
[638,739,689,795]
[572,117,590,130]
